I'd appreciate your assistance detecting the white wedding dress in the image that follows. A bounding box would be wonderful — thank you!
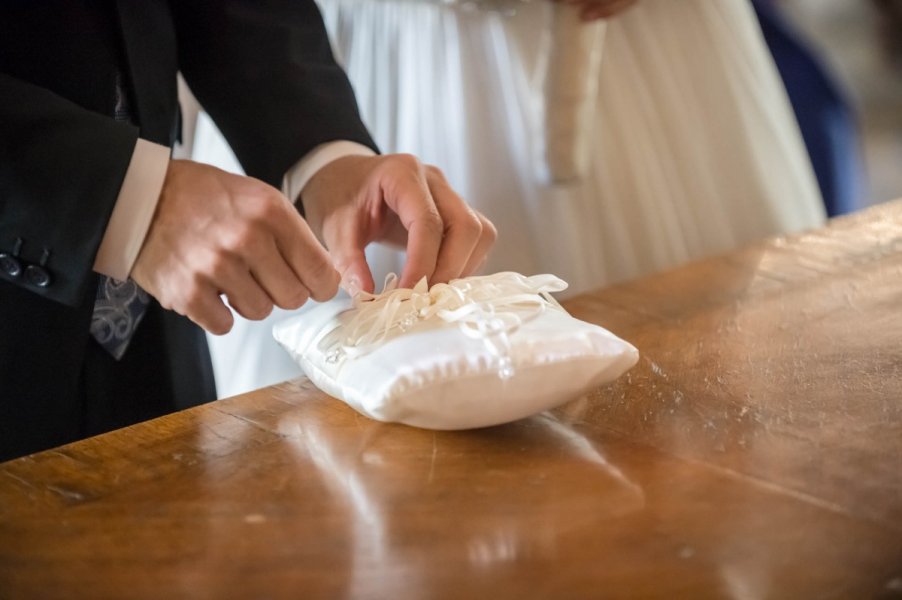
[193,0,825,398]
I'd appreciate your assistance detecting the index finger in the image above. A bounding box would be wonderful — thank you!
[381,161,444,288]
[268,193,341,301]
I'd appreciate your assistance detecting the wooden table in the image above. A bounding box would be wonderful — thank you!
[2,201,902,599]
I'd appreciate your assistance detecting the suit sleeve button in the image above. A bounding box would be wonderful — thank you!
[24,265,52,288]
[0,253,23,277]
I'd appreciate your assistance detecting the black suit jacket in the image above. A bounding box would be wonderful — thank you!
[0,0,377,460]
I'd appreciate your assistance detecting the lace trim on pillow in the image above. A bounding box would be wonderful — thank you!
[318,272,568,379]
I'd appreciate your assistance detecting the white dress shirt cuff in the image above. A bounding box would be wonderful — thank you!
[282,141,376,204]
[93,139,170,281]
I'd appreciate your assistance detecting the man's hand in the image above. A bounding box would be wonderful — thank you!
[300,154,497,295]
[558,0,638,21]
[132,160,339,334]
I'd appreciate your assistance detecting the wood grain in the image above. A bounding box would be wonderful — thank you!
[2,201,902,599]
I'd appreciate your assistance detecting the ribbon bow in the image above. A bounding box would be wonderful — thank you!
[319,272,568,379]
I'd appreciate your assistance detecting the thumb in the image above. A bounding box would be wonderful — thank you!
[321,205,376,296]
[333,247,375,297]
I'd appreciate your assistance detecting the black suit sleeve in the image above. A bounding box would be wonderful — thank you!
[171,0,378,189]
[0,74,139,306]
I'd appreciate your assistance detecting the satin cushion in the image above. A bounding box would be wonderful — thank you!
[273,274,638,430]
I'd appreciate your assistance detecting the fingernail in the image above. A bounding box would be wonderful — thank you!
[342,274,361,297]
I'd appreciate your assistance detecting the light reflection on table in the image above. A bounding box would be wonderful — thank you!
[2,200,902,599]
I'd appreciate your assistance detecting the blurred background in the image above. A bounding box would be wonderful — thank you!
[179,0,901,212]
[777,0,902,207]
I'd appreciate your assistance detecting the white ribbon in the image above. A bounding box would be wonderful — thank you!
[319,272,569,378]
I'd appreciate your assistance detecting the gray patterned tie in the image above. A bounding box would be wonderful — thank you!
[90,73,152,360]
